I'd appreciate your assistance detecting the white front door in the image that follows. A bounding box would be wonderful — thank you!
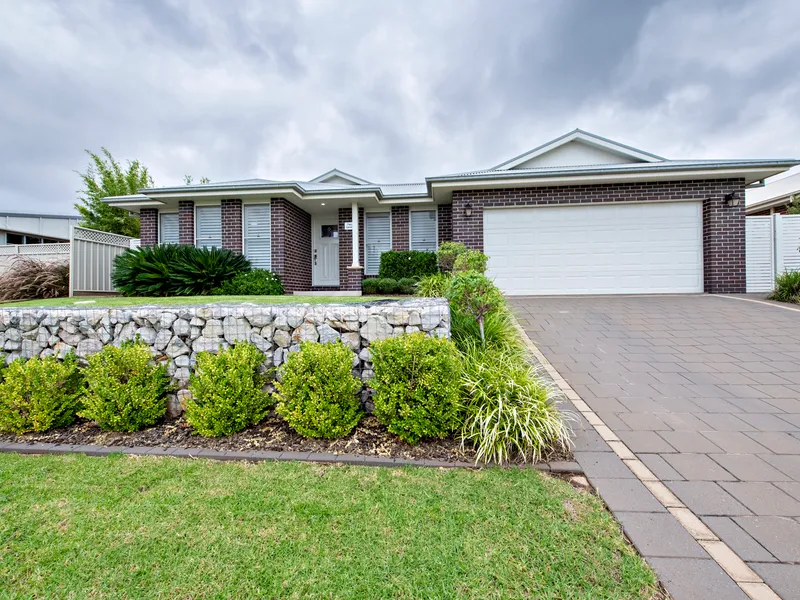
[312,216,340,286]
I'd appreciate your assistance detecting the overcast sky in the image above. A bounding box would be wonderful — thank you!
[1,0,799,214]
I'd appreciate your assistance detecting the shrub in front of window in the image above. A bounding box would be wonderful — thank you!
[275,341,363,438]
[378,250,438,280]
[362,277,380,295]
[79,341,170,432]
[436,241,467,272]
[370,333,462,445]
[112,245,251,297]
[211,269,284,296]
[453,249,489,274]
[397,277,416,295]
[377,278,399,294]
[0,354,83,434]
[186,342,273,437]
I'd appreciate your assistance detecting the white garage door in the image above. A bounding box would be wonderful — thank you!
[484,201,703,295]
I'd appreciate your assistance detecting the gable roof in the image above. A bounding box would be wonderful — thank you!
[309,168,372,185]
[492,128,665,170]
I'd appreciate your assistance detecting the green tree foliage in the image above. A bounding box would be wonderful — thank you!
[446,272,505,346]
[184,175,210,185]
[787,194,800,215]
[75,148,153,237]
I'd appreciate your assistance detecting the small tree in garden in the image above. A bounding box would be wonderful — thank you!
[453,249,488,274]
[436,242,467,272]
[787,194,800,215]
[446,272,504,346]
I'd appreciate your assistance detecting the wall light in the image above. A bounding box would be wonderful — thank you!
[724,192,742,207]
[464,203,473,217]
[320,202,326,206]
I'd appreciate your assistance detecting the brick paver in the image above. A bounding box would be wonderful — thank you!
[513,295,800,600]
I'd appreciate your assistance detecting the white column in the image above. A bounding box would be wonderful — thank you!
[351,201,360,267]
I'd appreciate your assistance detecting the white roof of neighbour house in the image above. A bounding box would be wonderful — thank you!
[0,211,80,241]
[101,129,800,211]
[746,170,800,214]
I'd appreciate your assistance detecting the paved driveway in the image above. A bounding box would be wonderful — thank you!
[513,295,800,600]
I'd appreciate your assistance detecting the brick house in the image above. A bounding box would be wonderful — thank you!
[104,130,798,295]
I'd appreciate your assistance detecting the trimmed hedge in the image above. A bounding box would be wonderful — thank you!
[378,251,437,280]
[362,278,380,295]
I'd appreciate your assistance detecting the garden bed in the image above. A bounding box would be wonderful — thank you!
[0,413,572,465]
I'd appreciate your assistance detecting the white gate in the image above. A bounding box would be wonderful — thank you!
[745,214,800,292]
[69,227,137,295]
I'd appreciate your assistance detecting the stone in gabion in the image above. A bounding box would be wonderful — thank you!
[190,326,202,339]
[406,325,420,334]
[420,311,440,332]
[360,315,393,342]
[342,332,360,350]
[273,314,289,330]
[246,310,272,328]
[58,329,82,346]
[154,329,172,352]
[5,328,21,343]
[21,339,39,358]
[193,336,228,354]
[273,329,291,348]
[189,316,205,327]
[166,336,190,358]
[286,308,305,328]
[292,322,318,344]
[117,322,138,343]
[159,312,178,330]
[135,327,158,345]
[173,318,191,337]
[223,316,250,344]
[76,338,103,358]
[317,323,340,344]
[202,319,224,338]
[249,332,271,353]
[174,354,191,368]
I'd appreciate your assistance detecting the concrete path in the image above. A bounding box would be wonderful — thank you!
[513,295,800,600]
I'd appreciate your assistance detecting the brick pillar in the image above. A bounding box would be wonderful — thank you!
[451,190,483,250]
[703,182,746,293]
[270,198,311,293]
[221,199,243,253]
[344,266,364,292]
[178,200,194,246]
[391,206,409,250]
[437,204,452,243]
[139,208,158,247]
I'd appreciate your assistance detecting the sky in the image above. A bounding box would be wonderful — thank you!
[1,0,799,214]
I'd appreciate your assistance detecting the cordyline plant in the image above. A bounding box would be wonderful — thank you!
[0,256,69,301]
[446,272,505,346]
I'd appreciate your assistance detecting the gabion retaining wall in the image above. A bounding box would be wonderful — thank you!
[0,299,450,416]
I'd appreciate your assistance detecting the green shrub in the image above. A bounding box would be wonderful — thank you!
[362,277,380,295]
[770,270,800,304]
[212,269,284,296]
[377,278,399,294]
[453,249,489,274]
[397,277,416,295]
[436,241,466,272]
[446,272,505,345]
[112,245,251,297]
[275,341,363,438]
[186,343,273,437]
[0,354,83,434]
[451,304,524,354]
[460,341,569,464]
[415,272,452,297]
[370,333,462,445]
[378,250,438,280]
[79,342,170,431]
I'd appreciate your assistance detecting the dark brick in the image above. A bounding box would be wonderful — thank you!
[139,208,158,247]
[178,200,194,245]
[271,198,311,292]
[391,206,409,250]
[221,199,242,253]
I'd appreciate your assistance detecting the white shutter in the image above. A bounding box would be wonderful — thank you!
[410,210,437,251]
[365,212,391,275]
[159,213,179,244]
[244,204,271,269]
[195,206,222,249]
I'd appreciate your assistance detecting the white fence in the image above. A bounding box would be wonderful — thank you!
[745,214,800,292]
[0,242,71,274]
[69,227,137,295]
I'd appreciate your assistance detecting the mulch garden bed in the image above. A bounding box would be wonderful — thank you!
[0,413,572,466]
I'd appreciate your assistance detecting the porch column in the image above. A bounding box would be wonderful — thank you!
[343,202,363,293]
[351,201,361,267]
[139,208,158,248]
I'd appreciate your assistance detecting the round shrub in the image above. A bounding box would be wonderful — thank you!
[275,341,363,438]
[369,333,462,445]
[377,278,399,294]
[436,241,467,272]
[211,269,284,296]
[362,277,380,295]
[397,277,416,295]
[453,249,488,274]
[186,342,273,437]
[0,354,83,434]
[79,341,170,432]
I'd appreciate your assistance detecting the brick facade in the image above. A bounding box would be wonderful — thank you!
[270,198,311,292]
[437,204,452,243]
[139,208,158,247]
[178,201,195,246]
[391,206,409,250]
[338,207,365,287]
[221,199,243,253]
[451,178,747,294]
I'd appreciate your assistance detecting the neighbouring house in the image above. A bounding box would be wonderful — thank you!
[746,171,800,216]
[0,211,79,245]
[102,129,799,296]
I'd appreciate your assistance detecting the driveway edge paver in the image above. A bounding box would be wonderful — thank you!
[514,318,782,600]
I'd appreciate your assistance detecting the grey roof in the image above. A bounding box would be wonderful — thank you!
[0,211,79,220]
[309,168,372,185]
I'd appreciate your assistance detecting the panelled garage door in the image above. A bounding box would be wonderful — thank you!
[484,201,703,295]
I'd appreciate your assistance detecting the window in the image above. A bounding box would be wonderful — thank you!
[321,224,338,238]
[410,210,436,251]
[6,233,23,245]
[365,212,391,275]
[195,206,222,249]
[160,213,179,244]
[244,204,271,269]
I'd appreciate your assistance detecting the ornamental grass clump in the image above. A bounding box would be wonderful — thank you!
[79,341,170,432]
[275,341,363,438]
[370,333,462,445]
[186,342,273,437]
[415,272,451,298]
[770,270,800,304]
[0,354,83,434]
[0,256,70,302]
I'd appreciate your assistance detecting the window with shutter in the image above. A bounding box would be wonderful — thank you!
[195,206,222,249]
[365,212,391,275]
[410,210,437,251]
[159,213,179,244]
[244,204,271,269]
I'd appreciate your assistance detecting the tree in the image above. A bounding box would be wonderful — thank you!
[446,272,505,346]
[74,148,153,237]
[184,175,210,185]
[787,194,800,215]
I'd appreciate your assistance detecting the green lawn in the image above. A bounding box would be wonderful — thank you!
[1,295,399,309]
[0,454,658,599]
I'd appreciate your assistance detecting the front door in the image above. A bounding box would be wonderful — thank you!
[312,216,340,286]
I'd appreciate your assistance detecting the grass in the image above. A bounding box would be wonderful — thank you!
[1,295,400,308]
[0,454,658,599]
